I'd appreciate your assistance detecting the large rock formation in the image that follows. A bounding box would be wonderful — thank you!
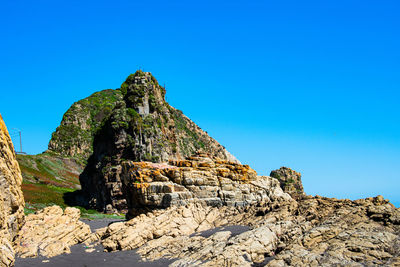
[270,167,304,200]
[0,114,25,267]
[15,206,92,258]
[120,153,291,216]
[78,71,239,212]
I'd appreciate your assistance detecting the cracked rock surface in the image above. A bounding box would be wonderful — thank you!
[0,114,25,267]
[121,153,291,217]
[85,194,400,266]
[15,206,92,258]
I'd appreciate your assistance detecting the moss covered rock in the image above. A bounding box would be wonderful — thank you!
[270,167,304,200]
[48,89,123,162]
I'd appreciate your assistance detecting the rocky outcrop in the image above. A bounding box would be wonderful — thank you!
[84,184,295,263]
[0,114,25,267]
[266,195,400,266]
[141,223,282,266]
[120,153,291,216]
[48,89,123,161]
[15,206,91,258]
[79,71,239,212]
[83,194,400,266]
[270,167,304,200]
[85,156,294,251]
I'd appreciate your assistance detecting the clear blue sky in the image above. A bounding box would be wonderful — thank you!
[1,0,399,206]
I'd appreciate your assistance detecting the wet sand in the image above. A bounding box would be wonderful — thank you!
[15,243,173,267]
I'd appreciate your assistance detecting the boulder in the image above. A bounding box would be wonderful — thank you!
[15,206,91,258]
[99,203,233,252]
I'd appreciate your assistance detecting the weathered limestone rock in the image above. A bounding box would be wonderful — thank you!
[270,167,304,200]
[121,153,292,217]
[0,114,25,267]
[15,206,91,258]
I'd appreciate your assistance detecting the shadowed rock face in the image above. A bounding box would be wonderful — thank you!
[0,114,25,267]
[270,167,304,200]
[78,71,239,212]
[120,153,291,217]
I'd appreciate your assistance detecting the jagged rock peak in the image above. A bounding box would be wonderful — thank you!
[77,71,239,212]
[120,70,166,116]
[270,166,305,200]
[48,70,238,164]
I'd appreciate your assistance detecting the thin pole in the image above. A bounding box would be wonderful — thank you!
[19,131,22,153]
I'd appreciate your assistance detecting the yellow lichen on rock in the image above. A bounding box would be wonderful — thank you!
[120,152,291,213]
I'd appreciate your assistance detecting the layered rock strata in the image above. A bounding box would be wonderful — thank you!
[120,153,291,216]
[0,114,25,267]
[15,206,92,258]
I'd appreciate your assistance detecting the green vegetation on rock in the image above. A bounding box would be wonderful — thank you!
[48,89,123,162]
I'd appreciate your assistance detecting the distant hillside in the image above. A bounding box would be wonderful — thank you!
[17,152,82,211]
